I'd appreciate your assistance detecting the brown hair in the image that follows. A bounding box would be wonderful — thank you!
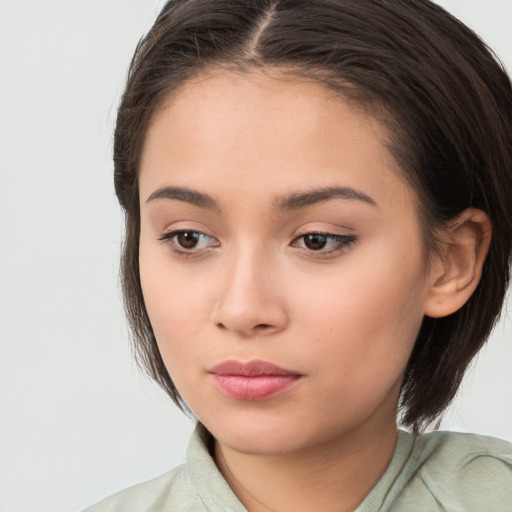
[114,0,512,433]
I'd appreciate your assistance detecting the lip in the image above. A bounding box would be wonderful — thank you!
[208,359,302,401]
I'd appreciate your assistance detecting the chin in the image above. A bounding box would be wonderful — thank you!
[218,430,307,456]
[199,410,303,454]
[202,409,344,457]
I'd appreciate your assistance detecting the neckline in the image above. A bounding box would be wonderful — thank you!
[187,423,416,512]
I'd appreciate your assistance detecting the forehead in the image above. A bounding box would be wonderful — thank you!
[139,68,414,213]
[146,68,382,153]
[160,68,350,117]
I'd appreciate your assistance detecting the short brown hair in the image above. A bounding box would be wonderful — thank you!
[113,0,512,433]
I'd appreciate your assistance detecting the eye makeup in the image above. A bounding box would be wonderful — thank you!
[157,228,357,259]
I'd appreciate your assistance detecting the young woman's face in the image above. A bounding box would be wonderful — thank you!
[138,69,432,454]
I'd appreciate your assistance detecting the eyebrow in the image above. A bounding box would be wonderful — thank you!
[145,185,377,211]
[146,186,220,210]
[274,186,377,211]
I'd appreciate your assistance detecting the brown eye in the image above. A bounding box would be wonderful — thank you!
[176,232,201,249]
[303,234,328,250]
[158,229,219,255]
[292,232,357,255]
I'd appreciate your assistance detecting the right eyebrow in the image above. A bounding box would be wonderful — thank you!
[145,186,220,211]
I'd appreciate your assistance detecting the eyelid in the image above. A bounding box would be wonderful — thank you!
[156,226,356,259]
[158,228,220,257]
[291,230,357,256]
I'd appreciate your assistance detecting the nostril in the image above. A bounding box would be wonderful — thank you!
[215,322,273,332]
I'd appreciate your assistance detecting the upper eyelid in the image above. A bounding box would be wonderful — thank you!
[158,228,356,251]
[158,229,219,255]
[292,231,357,251]
[293,232,356,244]
[294,225,355,235]
[158,228,354,240]
[159,228,214,239]
[294,230,352,237]
[292,230,356,241]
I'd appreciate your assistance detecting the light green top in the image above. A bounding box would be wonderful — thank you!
[84,423,512,512]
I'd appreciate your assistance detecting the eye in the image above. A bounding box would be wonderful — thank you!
[158,229,219,256]
[292,232,356,255]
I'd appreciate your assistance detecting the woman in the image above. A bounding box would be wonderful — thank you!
[85,0,512,510]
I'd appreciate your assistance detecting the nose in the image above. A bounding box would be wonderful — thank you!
[211,248,288,338]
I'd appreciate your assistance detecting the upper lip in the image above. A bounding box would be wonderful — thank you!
[208,359,301,377]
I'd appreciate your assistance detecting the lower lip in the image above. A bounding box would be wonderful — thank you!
[211,374,301,401]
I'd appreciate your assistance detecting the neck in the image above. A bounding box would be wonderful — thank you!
[214,413,399,512]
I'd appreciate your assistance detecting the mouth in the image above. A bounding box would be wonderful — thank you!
[208,359,303,401]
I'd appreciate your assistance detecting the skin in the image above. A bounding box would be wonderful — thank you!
[137,68,490,511]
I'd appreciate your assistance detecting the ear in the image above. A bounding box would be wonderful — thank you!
[424,208,492,319]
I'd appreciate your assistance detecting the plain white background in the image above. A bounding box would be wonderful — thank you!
[0,1,511,511]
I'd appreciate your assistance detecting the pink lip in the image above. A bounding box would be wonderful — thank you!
[209,360,302,401]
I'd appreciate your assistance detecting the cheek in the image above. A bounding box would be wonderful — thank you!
[293,239,426,381]
[138,241,212,364]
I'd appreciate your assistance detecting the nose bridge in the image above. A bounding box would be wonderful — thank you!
[213,239,287,336]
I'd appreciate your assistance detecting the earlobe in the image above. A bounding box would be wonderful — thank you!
[424,208,492,319]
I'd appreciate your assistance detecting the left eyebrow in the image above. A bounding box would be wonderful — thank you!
[273,186,377,211]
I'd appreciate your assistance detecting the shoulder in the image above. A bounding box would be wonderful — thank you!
[394,430,512,511]
[82,463,205,512]
[82,423,246,512]
[414,430,512,480]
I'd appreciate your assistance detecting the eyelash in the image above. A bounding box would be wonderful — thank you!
[291,231,357,256]
[157,229,357,258]
[157,230,218,258]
